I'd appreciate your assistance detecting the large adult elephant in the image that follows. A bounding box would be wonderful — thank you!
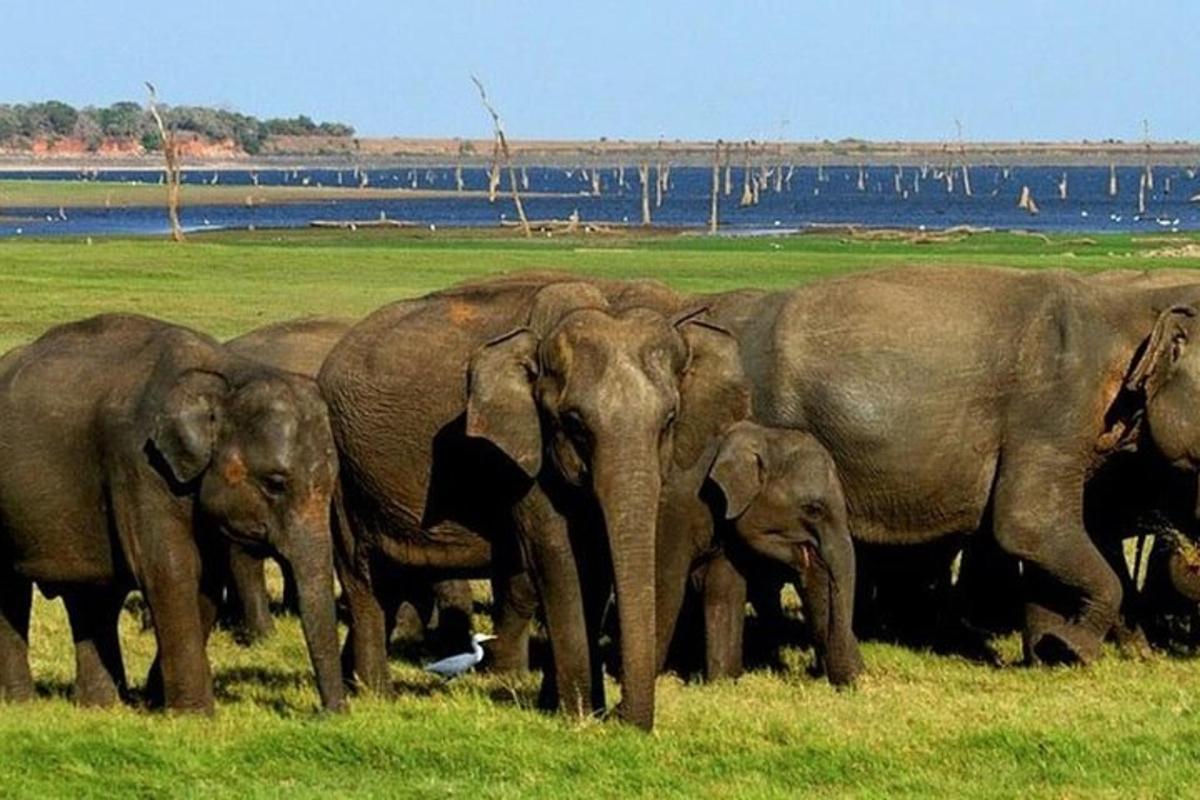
[0,314,344,712]
[320,279,734,729]
[699,265,1200,664]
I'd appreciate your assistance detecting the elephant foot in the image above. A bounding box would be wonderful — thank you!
[1113,624,1154,661]
[232,618,275,648]
[1026,625,1104,666]
[0,679,35,703]
[75,678,121,708]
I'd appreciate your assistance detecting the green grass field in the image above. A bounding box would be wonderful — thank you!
[1,228,1200,798]
[0,179,567,209]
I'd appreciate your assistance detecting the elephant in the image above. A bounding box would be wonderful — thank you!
[656,418,862,685]
[0,314,344,712]
[223,316,475,657]
[694,265,1200,665]
[319,279,737,729]
[217,317,353,641]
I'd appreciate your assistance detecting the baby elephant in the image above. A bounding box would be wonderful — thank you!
[0,314,344,713]
[657,421,862,685]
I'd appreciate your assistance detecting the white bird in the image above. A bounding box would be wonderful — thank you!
[423,633,495,680]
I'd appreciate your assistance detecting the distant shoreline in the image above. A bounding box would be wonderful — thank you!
[2,138,1199,170]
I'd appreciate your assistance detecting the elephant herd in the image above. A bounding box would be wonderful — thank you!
[2,264,1200,730]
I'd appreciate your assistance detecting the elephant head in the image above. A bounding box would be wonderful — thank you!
[465,282,720,729]
[150,365,345,712]
[1127,305,1200,510]
[708,422,862,685]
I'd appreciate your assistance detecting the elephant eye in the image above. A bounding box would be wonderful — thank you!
[800,501,825,518]
[562,409,587,435]
[260,473,289,498]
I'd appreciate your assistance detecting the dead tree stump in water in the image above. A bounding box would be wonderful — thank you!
[639,162,651,226]
[144,82,184,242]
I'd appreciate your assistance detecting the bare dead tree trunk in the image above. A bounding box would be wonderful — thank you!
[784,164,794,191]
[857,165,866,192]
[638,162,651,226]
[471,74,530,237]
[1138,172,1147,215]
[723,156,732,196]
[618,165,626,189]
[455,163,464,192]
[144,82,184,242]
[709,141,720,234]
[1109,163,1118,197]
[1018,185,1039,214]
[741,144,753,206]
[1058,172,1068,201]
[487,162,500,202]
[591,167,601,197]
[894,166,903,194]
[961,163,972,196]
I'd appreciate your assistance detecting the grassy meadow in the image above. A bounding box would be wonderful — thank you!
[1,228,1200,798]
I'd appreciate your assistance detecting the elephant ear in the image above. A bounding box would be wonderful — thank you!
[708,422,767,520]
[1127,305,1197,397]
[466,329,542,477]
[151,369,228,485]
[673,317,752,470]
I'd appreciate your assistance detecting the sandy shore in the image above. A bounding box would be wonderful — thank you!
[2,138,1199,171]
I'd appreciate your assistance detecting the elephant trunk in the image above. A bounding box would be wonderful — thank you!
[280,525,347,712]
[593,446,660,731]
[800,528,862,685]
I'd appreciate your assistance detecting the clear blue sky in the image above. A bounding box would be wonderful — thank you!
[2,0,1194,141]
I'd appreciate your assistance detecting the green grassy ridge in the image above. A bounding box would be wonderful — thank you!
[1,230,1197,352]
[0,230,1199,796]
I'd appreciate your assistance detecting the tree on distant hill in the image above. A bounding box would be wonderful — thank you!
[0,100,354,153]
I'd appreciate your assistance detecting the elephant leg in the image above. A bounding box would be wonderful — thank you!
[490,570,535,673]
[142,568,213,712]
[0,570,34,702]
[147,540,240,707]
[227,546,274,644]
[337,558,390,695]
[993,454,1122,666]
[514,488,592,718]
[702,554,747,681]
[64,588,126,707]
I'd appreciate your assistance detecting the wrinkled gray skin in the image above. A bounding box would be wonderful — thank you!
[224,317,476,655]
[698,266,1200,665]
[0,314,344,712]
[657,419,861,684]
[222,317,353,640]
[320,280,735,729]
[955,268,1200,655]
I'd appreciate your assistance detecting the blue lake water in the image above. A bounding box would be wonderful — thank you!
[1,165,1198,237]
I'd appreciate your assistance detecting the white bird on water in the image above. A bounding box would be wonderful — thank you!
[424,633,496,680]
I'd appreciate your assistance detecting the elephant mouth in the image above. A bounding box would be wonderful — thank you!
[217,523,273,556]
